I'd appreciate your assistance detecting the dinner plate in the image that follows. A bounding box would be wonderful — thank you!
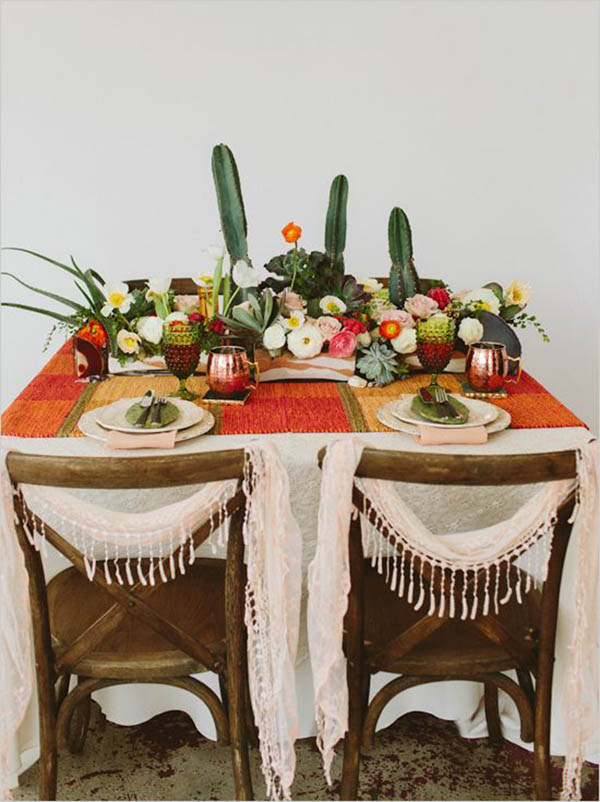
[393,394,499,429]
[80,407,215,443]
[377,399,511,436]
[95,397,205,434]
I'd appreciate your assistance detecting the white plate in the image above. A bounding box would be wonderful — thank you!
[80,407,215,443]
[393,394,499,429]
[95,397,205,434]
[377,399,511,436]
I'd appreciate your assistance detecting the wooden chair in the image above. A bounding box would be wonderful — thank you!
[7,449,257,801]
[319,447,579,801]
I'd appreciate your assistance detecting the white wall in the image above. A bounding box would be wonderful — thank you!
[2,0,598,430]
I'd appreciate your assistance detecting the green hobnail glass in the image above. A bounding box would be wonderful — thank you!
[416,315,456,387]
[162,320,201,400]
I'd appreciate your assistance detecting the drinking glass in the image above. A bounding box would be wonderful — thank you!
[163,320,201,399]
[416,315,456,387]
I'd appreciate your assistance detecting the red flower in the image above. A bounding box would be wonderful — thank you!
[342,317,366,334]
[379,319,401,340]
[427,287,451,309]
[188,312,205,323]
[281,221,302,243]
[77,318,107,348]
[210,319,226,335]
[329,328,358,358]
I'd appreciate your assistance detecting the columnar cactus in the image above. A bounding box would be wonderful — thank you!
[388,207,420,307]
[211,144,249,265]
[324,174,348,278]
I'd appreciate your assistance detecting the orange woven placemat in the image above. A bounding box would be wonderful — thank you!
[1,340,587,438]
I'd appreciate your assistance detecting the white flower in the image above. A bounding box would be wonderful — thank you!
[361,278,383,294]
[192,273,214,287]
[357,331,372,348]
[101,282,132,317]
[319,295,347,315]
[505,280,532,307]
[145,276,171,301]
[207,244,225,261]
[391,327,417,354]
[282,310,305,330]
[117,329,141,354]
[137,316,164,345]
[462,288,501,315]
[232,259,261,289]
[458,316,484,346]
[287,323,324,359]
[165,311,188,323]
[263,323,286,350]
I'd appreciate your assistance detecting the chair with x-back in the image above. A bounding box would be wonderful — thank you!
[320,446,579,801]
[7,449,256,801]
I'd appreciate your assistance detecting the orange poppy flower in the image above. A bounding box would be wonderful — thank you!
[281,221,302,243]
[379,319,401,340]
[77,318,107,348]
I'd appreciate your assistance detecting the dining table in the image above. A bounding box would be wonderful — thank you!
[2,340,596,790]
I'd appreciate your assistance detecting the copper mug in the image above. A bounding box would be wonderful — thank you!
[465,341,522,392]
[206,345,259,396]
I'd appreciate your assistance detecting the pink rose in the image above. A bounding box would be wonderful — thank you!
[281,290,306,316]
[379,309,415,328]
[316,315,343,342]
[404,293,439,319]
[329,328,358,358]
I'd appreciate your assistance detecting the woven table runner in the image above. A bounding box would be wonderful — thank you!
[1,341,587,438]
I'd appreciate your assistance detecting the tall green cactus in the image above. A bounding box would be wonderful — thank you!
[211,144,249,265]
[324,174,348,277]
[388,207,420,307]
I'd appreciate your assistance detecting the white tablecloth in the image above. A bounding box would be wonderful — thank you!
[3,425,596,788]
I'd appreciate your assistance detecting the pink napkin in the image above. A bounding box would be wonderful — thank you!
[415,425,488,445]
[106,430,177,450]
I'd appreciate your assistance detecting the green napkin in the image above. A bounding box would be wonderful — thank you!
[125,400,179,429]
[411,395,470,425]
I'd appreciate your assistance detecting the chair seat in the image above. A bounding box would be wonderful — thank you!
[352,559,541,675]
[47,559,227,679]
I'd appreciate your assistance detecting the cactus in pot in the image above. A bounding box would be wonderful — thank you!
[324,174,348,279]
[388,207,420,308]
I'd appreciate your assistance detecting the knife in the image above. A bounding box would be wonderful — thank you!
[134,390,155,427]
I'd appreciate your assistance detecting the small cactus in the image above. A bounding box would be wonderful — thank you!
[211,144,249,265]
[388,207,420,307]
[324,174,348,278]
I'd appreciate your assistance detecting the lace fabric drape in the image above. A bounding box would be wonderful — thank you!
[0,442,302,801]
[308,438,598,799]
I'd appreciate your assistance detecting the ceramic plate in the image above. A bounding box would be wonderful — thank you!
[392,394,500,429]
[80,407,215,443]
[377,399,510,436]
[95,397,205,434]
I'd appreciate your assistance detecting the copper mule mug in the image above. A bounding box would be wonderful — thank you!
[465,341,522,392]
[206,345,259,396]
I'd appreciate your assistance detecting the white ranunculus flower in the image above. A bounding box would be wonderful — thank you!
[263,323,286,350]
[458,316,484,346]
[232,260,261,289]
[165,311,188,323]
[191,273,214,287]
[145,276,171,301]
[101,282,132,317]
[357,331,372,348]
[462,288,501,315]
[207,244,225,261]
[319,295,347,315]
[137,316,164,345]
[283,310,305,331]
[117,329,141,354]
[361,278,383,294]
[391,327,417,354]
[287,323,324,359]
[505,280,532,307]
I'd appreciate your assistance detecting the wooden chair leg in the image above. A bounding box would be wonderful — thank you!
[226,506,254,800]
[66,677,92,754]
[55,673,71,713]
[341,517,364,801]
[534,663,553,800]
[38,667,58,800]
[484,681,503,745]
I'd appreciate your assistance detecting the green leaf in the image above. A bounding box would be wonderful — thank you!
[1,301,79,326]
[484,282,504,303]
[247,292,262,321]
[211,260,223,317]
[501,304,521,321]
[262,290,273,327]
[232,306,262,332]
[307,298,321,318]
[74,280,96,309]
[82,268,106,307]
[2,247,82,278]
[2,272,87,313]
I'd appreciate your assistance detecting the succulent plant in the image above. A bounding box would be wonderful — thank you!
[356,341,401,386]
[324,174,348,279]
[218,289,281,340]
[388,207,420,308]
